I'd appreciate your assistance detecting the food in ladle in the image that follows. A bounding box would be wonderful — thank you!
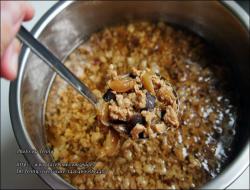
[99,68,179,139]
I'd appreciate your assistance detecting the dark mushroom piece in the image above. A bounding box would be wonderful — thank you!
[129,113,145,127]
[103,89,116,102]
[146,92,156,111]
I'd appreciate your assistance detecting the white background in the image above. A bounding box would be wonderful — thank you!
[1,1,249,189]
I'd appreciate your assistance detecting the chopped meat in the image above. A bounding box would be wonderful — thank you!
[116,94,132,108]
[141,110,156,126]
[157,86,176,105]
[133,83,147,109]
[109,104,132,121]
[164,106,179,127]
[153,123,167,134]
[131,124,146,139]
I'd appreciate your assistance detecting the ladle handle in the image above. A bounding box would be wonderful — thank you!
[17,26,98,105]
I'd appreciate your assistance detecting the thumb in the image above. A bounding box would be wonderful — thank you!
[0,39,20,80]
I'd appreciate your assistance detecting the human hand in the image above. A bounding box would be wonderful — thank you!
[1,1,34,80]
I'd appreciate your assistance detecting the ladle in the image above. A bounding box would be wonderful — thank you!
[17,26,98,106]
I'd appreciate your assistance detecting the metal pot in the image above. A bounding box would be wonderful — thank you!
[9,1,249,189]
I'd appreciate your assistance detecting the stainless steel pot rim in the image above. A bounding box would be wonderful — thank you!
[9,1,249,189]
